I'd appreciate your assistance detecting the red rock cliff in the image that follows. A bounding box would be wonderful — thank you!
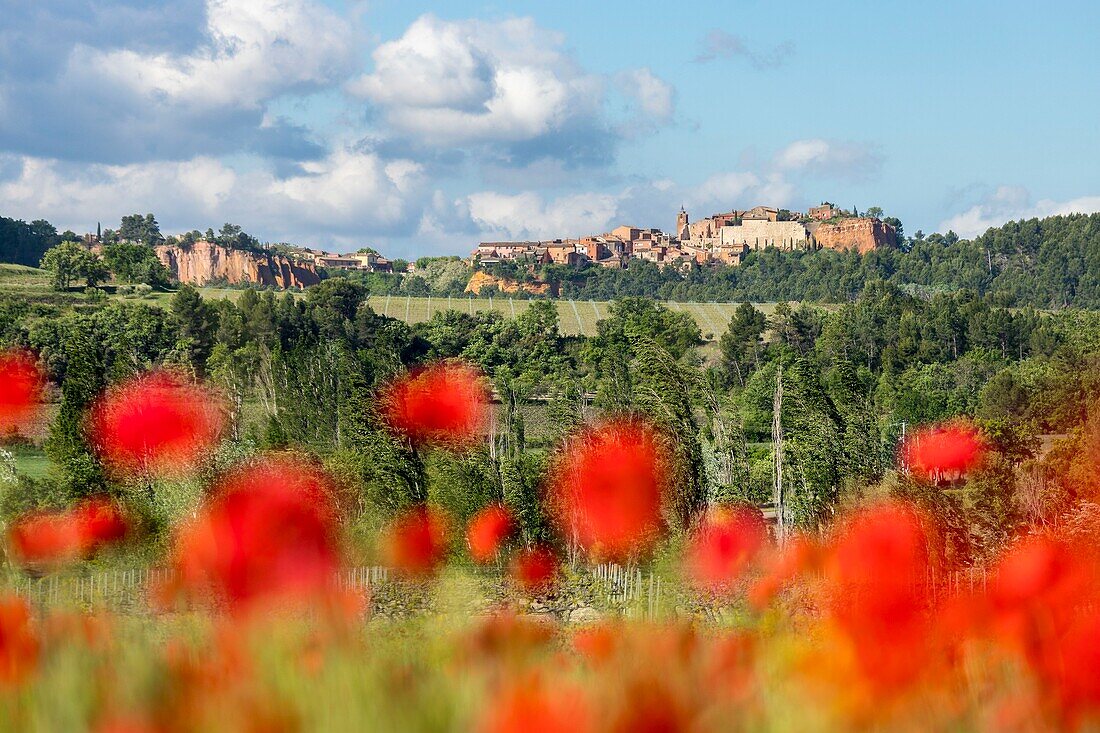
[155,241,321,288]
[809,218,896,255]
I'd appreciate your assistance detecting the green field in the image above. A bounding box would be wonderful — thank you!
[366,294,778,339]
[2,264,782,340]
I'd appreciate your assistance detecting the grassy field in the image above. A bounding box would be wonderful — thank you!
[2,263,785,340]
[365,294,779,339]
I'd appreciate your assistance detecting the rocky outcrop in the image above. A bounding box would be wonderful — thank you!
[465,270,552,296]
[809,218,896,254]
[155,241,321,288]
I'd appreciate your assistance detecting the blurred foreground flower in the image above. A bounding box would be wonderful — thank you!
[686,505,767,593]
[163,455,341,612]
[7,497,129,571]
[0,595,39,686]
[902,421,985,483]
[381,362,488,448]
[383,505,450,577]
[550,418,668,561]
[467,504,514,563]
[823,502,936,696]
[480,675,591,733]
[89,370,225,477]
[509,547,558,594]
[0,349,44,434]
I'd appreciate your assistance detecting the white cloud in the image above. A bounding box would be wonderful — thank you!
[349,15,604,146]
[78,0,356,110]
[616,68,675,121]
[466,191,620,240]
[939,186,1100,238]
[774,138,883,181]
[0,149,426,244]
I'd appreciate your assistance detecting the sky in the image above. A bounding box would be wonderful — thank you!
[1,0,1098,258]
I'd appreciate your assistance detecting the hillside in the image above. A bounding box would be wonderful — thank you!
[156,241,321,288]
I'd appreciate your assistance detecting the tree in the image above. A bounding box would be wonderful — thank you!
[103,242,171,287]
[0,216,60,267]
[865,206,884,219]
[719,302,766,387]
[40,242,103,290]
[171,285,220,375]
[118,213,163,246]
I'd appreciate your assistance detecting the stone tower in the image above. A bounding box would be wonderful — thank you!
[677,206,689,240]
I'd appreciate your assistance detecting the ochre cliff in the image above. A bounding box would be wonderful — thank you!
[155,241,321,288]
[464,271,552,296]
[809,218,896,255]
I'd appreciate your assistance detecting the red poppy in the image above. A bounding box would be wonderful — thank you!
[509,547,558,593]
[383,505,450,577]
[7,497,130,570]
[164,456,341,611]
[0,595,39,686]
[901,422,985,482]
[480,675,591,733]
[823,502,934,695]
[0,349,44,434]
[747,534,817,609]
[89,370,225,476]
[686,505,767,592]
[381,362,488,447]
[467,505,514,563]
[549,418,668,561]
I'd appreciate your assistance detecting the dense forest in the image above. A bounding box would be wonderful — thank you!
[4,276,1100,564]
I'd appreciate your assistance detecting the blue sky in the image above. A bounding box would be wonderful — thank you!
[1,0,1098,257]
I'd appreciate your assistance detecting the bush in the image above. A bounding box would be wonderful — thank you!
[134,283,153,299]
[116,284,134,297]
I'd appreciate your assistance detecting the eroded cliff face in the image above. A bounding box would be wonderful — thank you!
[464,270,552,296]
[155,241,321,288]
[809,218,896,255]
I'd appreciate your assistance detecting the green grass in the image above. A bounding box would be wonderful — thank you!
[11,447,53,480]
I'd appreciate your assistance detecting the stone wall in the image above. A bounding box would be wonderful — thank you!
[720,219,809,250]
[809,218,896,254]
[155,241,321,288]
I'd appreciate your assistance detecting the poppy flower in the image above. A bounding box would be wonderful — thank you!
[686,505,767,592]
[383,505,450,577]
[509,547,558,594]
[480,675,591,733]
[467,505,514,563]
[381,362,488,447]
[549,418,668,561]
[0,349,44,434]
[823,502,933,695]
[164,456,341,611]
[7,497,130,570]
[0,595,39,686]
[902,422,985,483]
[89,370,225,476]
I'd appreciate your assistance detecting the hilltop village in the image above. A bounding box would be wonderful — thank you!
[469,203,898,271]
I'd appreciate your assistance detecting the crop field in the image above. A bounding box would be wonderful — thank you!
[366,294,779,339]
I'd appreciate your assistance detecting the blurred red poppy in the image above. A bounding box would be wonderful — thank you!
[164,456,341,611]
[381,362,488,447]
[0,595,39,686]
[480,675,591,733]
[824,502,934,695]
[902,422,985,482]
[7,497,129,570]
[686,505,767,592]
[467,504,514,563]
[383,505,450,577]
[0,349,44,434]
[89,370,225,476]
[550,418,668,561]
[509,547,558,593]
